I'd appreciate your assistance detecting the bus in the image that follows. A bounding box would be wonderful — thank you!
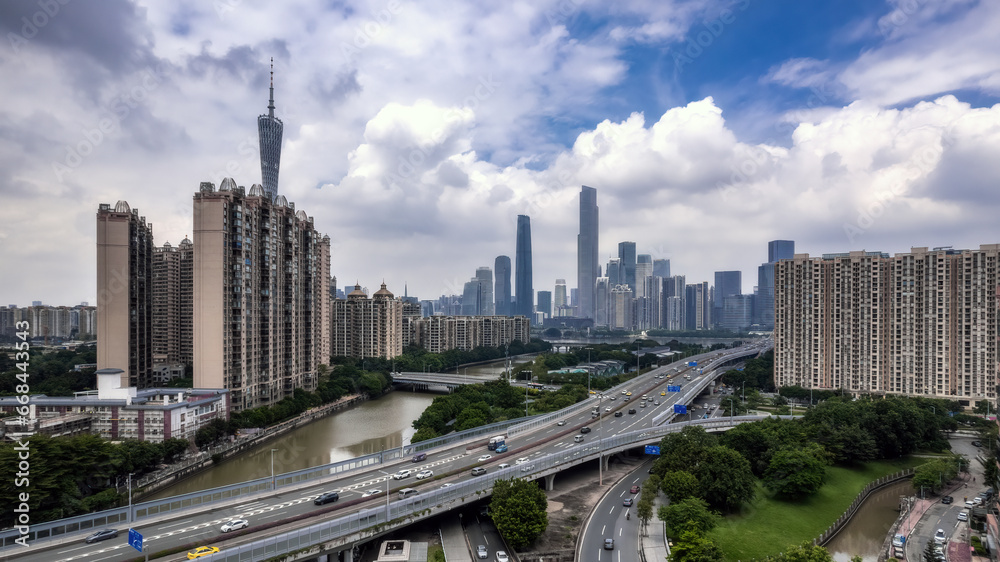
[527,382,545,389]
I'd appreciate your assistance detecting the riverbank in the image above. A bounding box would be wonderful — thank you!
[133,393,367,499]
[710,457,925,561]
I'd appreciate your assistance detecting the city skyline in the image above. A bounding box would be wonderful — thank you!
[4,1,1000,305]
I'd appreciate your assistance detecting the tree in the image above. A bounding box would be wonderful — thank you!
[655,426,717,474]
[693,446,757,512]
[660,471,700,503]
[636,496,654,534]
[490,478,548,549]
[922,538,945,562]
[763,446,827,498]
[658,497,719,537]
[668,529,724,562]
[759,542,835,561]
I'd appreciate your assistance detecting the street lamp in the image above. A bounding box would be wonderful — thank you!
[127,472,134,525]
[727,398,735,422]
[377,469,392,521]
[598,393,604,486]
[271,448,278,490]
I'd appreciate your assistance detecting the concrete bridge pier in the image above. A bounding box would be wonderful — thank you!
[544,473,556,491]
[342,548,353,562]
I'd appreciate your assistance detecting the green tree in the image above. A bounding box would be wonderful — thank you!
[660,470,700,503]
[758,542,835,561]
[763,446,827,498]
[490,478,548,549]
[654,426,717,474]
[922,538,945,562]
[636,496,654,534]
[693,446,756,512]
[668,529,724,562]
[658,497,719,537]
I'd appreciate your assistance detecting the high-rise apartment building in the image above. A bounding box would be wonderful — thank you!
[404,315,530,353]
[609,285,634,330]
[495,255,512,316]
[97,201,153,389]
[635,254,653,298]
[684,282,711,331]
[594,277,609,327]
[476,267,495,316]
[774,245,999,407]
[332,283,404,359]
[618,242,637,292]
[514,215,534,322]
[577,186,599,319]
[152,238,194,365]
[258,59,283,201]
[192,180,331,411]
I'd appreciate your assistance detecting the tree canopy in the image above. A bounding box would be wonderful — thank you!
[490,477,548,549]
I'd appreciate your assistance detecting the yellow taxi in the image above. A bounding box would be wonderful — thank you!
[625,392,632,396]
[661,391,666,396]
[188,546,220,559]
[589,390,596,394]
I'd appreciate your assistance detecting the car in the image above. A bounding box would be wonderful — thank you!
[621,390,628,395]
[605,407,611,412]
[221,518,249,532]
[314,491,340,505]
[614,411,623,417]
[85,529,119,544]
[557,420,567,426]
[966,498,976,506]
[416,470,434,480]
[626,392,632,396]
[942,495,953,504]
[661,391,666,396]
[628,408,636,414]
[640,402,647,408]
[495,551,510,562]
[362,488,383,497]
[624,397,630,402]
[477,544,488,559]
[934,528,946,544]
[472,467,487,476]
[630,485,640,494]
[478,454,492,462]
[520,464,534,472]
[188,546,220,559]
[498,463,510,469]
[494,443,508,453]
[892,534,905,547]
[412,453,427,462]
[392,469,413,480]
[623,498,634,506]
[973,440,983,447]
[958,511,969,521]
[580,427,591,434]
[440,482,455,489]
[973,496,983,505]
[654,400,660,405]
[515,457,530,464]
[609,396,616,401]
[604,538,615,550]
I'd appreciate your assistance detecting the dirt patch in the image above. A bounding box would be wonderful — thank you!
[528,453,645,554]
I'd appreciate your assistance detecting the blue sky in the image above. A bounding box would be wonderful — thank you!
[2,0,1000,305]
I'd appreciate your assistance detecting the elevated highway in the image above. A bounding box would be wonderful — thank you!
[3,341,771,562]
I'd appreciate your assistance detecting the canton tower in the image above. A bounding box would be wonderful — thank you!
[258,58,283,201]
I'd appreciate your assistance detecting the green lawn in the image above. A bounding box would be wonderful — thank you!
[709,458,924,561]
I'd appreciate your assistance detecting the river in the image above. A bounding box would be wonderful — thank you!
[824,478,913,561]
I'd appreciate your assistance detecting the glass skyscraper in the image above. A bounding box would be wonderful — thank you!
[258,59,284,201]
[495,255,511,316]
[577,186,599,319]
[618,241,636,292]
[514,215,533,321]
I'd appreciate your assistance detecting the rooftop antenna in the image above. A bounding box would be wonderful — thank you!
[267,57,275,118]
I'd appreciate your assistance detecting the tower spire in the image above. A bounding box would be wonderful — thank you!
[268,57,275,118]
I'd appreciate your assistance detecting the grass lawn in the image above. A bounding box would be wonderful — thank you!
[710,457,925,561]
[427,544,444,562]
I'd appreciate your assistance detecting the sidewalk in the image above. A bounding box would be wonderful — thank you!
[640,494,670,562]
[441,516,473,562]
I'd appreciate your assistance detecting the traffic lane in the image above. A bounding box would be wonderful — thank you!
[580,460,652,562]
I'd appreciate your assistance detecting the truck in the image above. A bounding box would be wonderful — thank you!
[488,435,506,450]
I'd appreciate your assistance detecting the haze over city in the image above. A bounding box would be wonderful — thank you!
[3,0,1000,306]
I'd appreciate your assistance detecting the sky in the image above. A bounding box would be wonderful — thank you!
[3,0,1000,306]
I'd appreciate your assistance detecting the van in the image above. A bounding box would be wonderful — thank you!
[574,435,585,443]
[411,453,427,463]
[398,488,419,499]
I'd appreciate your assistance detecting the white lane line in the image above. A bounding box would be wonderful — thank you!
[602,524,607,534]
[159,518,193,529]
[57,544,92,554]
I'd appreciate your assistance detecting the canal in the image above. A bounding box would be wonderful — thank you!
[824,478,913,561]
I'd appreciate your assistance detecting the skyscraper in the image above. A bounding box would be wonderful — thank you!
[554,279,567,308]
[618,242,636,292]
[635,254,653,298]
[461,278,483,316]
[653,259,671,278]
[495,255,511,316]
[514,215,534,321]
[258,58,284,201]
[476,267,494,315]
[537,291,552,318]
[97,201,153,389]
[577,186,599,319]
[768,240,795,263]
[193,179,331,411]
[594,277,609,327]
[152,237,194,366]
[606,258,621,286]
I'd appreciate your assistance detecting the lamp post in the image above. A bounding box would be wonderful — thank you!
[585,347,592,394]
[377,469,392,521]
[727,398,735,422]
[598,393,604,486]
[127,472,134,526]
[271,448,278,490]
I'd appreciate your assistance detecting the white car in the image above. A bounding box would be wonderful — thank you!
[478,454,492,462]
[498,463,510,469]
[416,470,433,480]
[958,511,969,521]
[221,518,249,532]
[362,488,383,497]
[440,482,455,489]
[934,528,946,544]
[495,551,510,562]
[515,457,530,465]
[520,464,534,472]
[477,544,488,559]
[392,469,413,480]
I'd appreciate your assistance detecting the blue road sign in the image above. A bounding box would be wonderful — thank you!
[128,529,142,553]
[667,385,681,392]
[687,361,697,366]
[645,445,661,455]
[673,404,687,414]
